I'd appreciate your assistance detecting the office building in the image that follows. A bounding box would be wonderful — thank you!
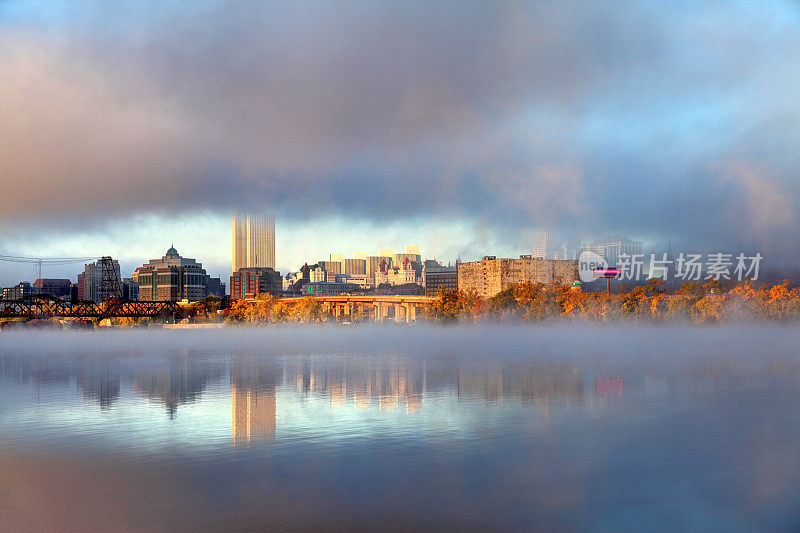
[78,259,121,303]
[230,267,281,299]
[535,231,556,259]
[318,260,342,275]
[137,246,210,302]
[329,253,345,270]
[121,278,139,301]
[365,256,385,279]
[423,264,458,296]
[207,277,226,298]
[232,212,275,273]
[335,273,372,289]
[32,278,72,299]
[580,237,643,267]
[2,282,32,301]
[343,258,366,275]
[303,281,360,296]
[458,256,579,299]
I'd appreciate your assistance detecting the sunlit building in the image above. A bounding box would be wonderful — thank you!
[457,256,579,299]
[137,246,210,302]
[231,383,276,444]
[232,212,275,273]
[230,267,281,299]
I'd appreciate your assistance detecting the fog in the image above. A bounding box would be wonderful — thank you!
[2,323,798,364]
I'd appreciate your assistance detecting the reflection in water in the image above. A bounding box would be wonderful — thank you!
[231,357,277,444]
[1,327,800,531]
[77,354,120,409]
[131,353,223,418]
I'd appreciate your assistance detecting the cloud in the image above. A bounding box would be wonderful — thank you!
[1,1,799,265]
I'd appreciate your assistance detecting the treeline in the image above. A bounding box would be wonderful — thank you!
[182,294,332,324]
[178,279,800,325]
[424,279,800,323]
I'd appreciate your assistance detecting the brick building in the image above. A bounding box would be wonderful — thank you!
[230,267,282,299]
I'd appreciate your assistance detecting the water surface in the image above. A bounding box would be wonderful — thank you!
[1,325,799,531]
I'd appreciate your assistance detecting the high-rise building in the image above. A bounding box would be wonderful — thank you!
[343,258,366,275]
[365,256,384,279]
[78,259,121,303]
[580,237,643,267]
[329,253,345,271]
[137,246,210,302]
[232,212,275,273]
[535,231,556,259]
[318,260,342,275]
[121,277,139,301]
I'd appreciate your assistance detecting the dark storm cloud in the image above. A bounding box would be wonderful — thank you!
[1,1,798,262]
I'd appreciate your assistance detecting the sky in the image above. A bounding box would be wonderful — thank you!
[1,1,799,283]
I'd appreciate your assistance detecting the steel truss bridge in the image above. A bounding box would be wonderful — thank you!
[0,294,181,320]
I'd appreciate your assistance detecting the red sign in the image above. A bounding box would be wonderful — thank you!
[593,267,621,279]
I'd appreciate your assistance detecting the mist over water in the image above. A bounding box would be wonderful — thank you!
[1,325,799,531]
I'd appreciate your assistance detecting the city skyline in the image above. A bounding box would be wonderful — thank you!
[1,1,798,287]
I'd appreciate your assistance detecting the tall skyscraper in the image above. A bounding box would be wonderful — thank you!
[535,231,556,259]
[232,213,275,273]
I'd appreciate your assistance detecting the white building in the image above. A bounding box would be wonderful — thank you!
[580,237,643,267]
[375,257,420,286]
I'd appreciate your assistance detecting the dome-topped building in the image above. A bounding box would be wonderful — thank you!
[136,245,212,302]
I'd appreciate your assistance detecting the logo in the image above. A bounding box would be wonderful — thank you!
[579,251,607,283]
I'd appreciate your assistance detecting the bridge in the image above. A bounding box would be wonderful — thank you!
[0,294,181,321]
[280,295,434,323]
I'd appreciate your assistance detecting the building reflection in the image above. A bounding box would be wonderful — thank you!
[273,356,584,413]
[131,352,223,419]
[231,356,278,444]
[77,354,121,409]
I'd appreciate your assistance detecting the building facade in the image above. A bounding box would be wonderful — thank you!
[457,256,579,299]
[335,273,372,289]
[232,212,276,272]
[302,281,360,296]
[343,258,366,275]
[121,278,139,301]
[230,267,282,299]
[78,259,121,303]
[2,282,32,300]
[423,265,458,296]
[33,278,72,299]
[375,257,420,286]
[137,246,210,302]
[580,237,643,267]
